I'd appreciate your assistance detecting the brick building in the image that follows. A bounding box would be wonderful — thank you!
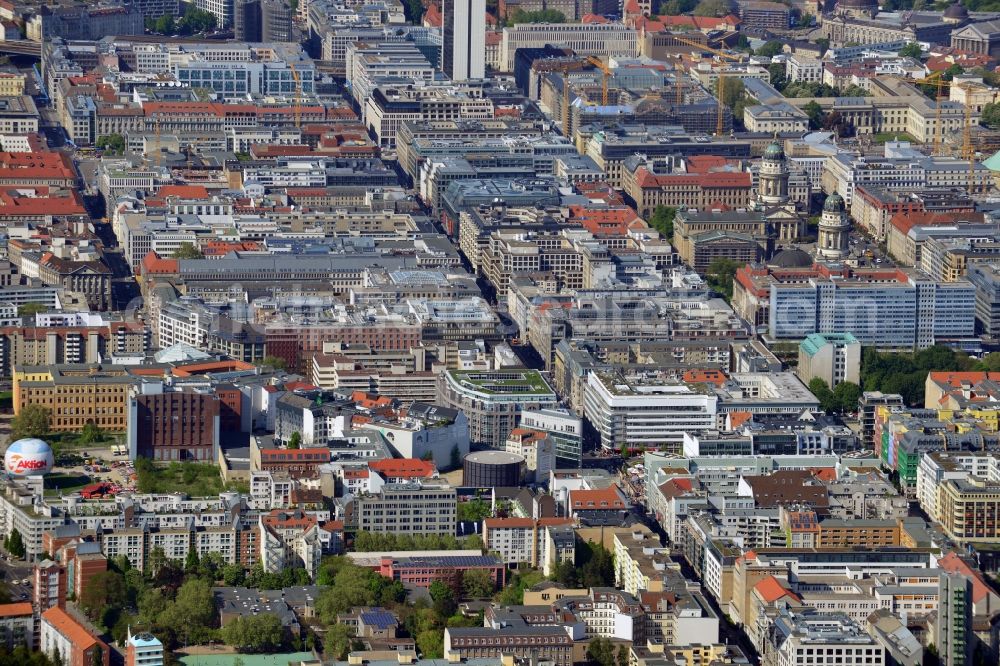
[126,384,223,462]
[377,554,504,591]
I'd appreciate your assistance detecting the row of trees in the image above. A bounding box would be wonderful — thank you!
[78,550,313,655]
[145,6,217,35]
[352,530,483,552]
[859,345,992,406]
[507,8,565,23]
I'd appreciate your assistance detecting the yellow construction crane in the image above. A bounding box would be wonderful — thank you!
[289,63,302,129]
[913,76,981,193]
[669,35,745,137]
[557,60,589,137]
[668,35,748,63]
[586,56,611,106]
[153,116,161,168]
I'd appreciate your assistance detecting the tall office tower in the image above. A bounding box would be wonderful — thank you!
[233,0,261,41]
[442,0,486,81]
[937,573,973,666]
[261,0,293,41]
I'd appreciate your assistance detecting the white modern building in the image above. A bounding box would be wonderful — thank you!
[583,372,718,453]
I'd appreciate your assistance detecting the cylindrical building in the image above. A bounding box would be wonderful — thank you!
[463,450,525,487]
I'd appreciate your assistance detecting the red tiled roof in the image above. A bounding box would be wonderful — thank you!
[570,485,627,510]
[754,575,800,603]
[938,552,991,604]
[0,603,32,618]
[889,211,985,235]
[141,251,178,274]
[369,458,436,479]
[635,167,750,189]
[42,607,101,650]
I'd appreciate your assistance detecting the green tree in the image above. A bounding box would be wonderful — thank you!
[508,8,565,23]
[79,422,103,445]
[659,0,698,11]
[693,0,735,15]
[808,377,837,413]
[449,445,461,469]
[756,40,784,58]
[325,624,356,660]
[11,404,50,440]
[648,205,676,239]
[942,63,964,81]
[79,570,125,621]
[257,355,287,370]
[815,38,830,55]
[171,242,203,259]
[16,302,47,317]
[616,645,629,666]
[898,42,923,58]
[803,100,823,130]
[96,134,126,155]
[429,580,457,617]
[587,637,616,666]
[717,76,745,109]
[417,629,444,658]
[5,530,24,559]
[153,14,175,34]
[706,258,740,301]
[832,381,862,413]
[288,431,301,449]
[982,102,1000,129]
[159,578,216,645]
[221,614,285,653]
[184,549,200,574]
[222,563,245,586]
[462,569,495,599]
[768,62,787,90]
[457,497,491,523]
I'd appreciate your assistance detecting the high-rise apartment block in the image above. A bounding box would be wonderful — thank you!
[442,0,486,81]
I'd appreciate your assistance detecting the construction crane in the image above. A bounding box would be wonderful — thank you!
[289,63,302,129]
[556,60,589,137]
[153,116,161,168]
[586,56,611,106]
[669,35,745,137]
[913,76,981,193]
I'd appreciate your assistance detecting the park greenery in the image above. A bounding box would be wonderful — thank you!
[648,206,676,240]
[145,6,217,35]
[134,458,243,495]
[10,404,50,440]
[982,102,1000,129]
[96,134,126,155]
[858,345,996,406]
[507,8,565,23]
[3,530,25,559]
[706,258,740,302]
[808,378,862,414]
[171,242,204,259]
[17,302,47,317]
[352,530,484,552]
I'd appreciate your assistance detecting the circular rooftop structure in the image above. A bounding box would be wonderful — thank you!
[944,1,968,20]
[463,450,525,488]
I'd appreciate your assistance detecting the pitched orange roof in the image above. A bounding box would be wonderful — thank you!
[42,607,101,651]
[728,410,754,429]
[889,211,985,235]
[369,458,437,479]
[928,372,1000,387]
[0,602,33,618]
[938,552,991,604]
[754,575,800,603]
[570,485,627,510]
